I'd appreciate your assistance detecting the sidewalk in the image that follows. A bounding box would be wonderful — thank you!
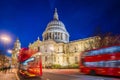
[43,69,81,75]
[0,69,18,80]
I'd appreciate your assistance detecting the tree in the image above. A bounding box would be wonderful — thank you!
[97,33,120,47]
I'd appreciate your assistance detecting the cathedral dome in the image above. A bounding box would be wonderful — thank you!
[46,20,67,33]
[42,8,69,43]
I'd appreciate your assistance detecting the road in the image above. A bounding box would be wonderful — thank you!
[18,72,120,80]
[0,69,17,80]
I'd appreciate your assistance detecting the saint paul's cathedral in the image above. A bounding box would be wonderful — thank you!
[12,8,100,68]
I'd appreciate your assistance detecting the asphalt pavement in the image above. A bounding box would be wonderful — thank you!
[0,69,18,80]
[16,69,120,80]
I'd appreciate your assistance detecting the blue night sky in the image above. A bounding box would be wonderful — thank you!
[0,0,120,55]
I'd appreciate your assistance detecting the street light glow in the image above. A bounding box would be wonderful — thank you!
[7,49,12,53]
[0,34,11,44]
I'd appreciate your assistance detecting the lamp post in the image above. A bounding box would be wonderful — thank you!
[0,34,11,71]
[7,49,12,67]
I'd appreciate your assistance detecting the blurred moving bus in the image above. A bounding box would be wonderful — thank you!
[80,45,120,77]
[27,52,42,77]
[18,48,42,78]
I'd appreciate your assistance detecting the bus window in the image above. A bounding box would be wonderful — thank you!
[105,61,110,67]
[81,58,85,66]
[115,60,120,68]
[116,46,120,52]
[109,61,116,67]
[98,61,104,67]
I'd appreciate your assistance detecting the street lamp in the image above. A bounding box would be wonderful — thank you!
[7,49,12,66]
[7,49,12,53]
[0,34,11,44]
[0,34,11,55]
[0,34,11,71]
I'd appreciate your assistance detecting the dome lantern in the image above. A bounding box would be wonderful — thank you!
[54,8,59,20]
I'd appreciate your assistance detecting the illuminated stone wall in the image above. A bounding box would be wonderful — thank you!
[28,36,100,67]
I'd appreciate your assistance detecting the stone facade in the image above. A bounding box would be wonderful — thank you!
[29,36,100,67]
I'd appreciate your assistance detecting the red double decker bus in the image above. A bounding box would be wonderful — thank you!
[18,48,42,78]
[27,52,42,77]
[80,45,120,77]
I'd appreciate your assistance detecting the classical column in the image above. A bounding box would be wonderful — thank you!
[62,33,64,41]
[58,32,60,39]
[48,33,50,39]
[46,34,47,40]
[53,33,54,39]
[59,33,60,40]
[47,33,48,40]
[57,32,58,39]
[54,33,55,39]
[45,34,47,40]
[49,33,51,39]
[61,33,63,40]
[44,34,46,40]
[59,32,61,40]
[66,34,67,41]
[50,32,52,39]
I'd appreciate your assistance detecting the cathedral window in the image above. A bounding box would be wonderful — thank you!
[38,47,40,51]
[74,45,78,52]
[67,57,69,63]
[75,57,78,64]
[45,56,47,61]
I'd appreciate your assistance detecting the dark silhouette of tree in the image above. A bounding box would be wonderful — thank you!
[98,32,120,47]
[92,26,120,48]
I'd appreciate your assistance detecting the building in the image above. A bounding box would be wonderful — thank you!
[12,38,21,68]
[28,8,101,68]
[12,8,100,68]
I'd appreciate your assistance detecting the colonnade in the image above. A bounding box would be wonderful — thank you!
[43,32,69,42]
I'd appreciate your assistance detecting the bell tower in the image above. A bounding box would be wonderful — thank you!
[12,38,21,68]
[14,38,21,51]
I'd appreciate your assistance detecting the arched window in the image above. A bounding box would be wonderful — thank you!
[45,56,47,61]
[38,47,40,51]
[75,56,78,64]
